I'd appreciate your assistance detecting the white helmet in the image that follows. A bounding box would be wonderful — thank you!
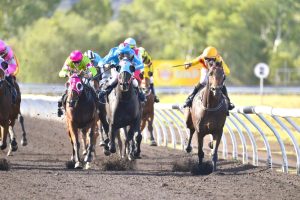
[124,37,136,49]
[84,50,96,61]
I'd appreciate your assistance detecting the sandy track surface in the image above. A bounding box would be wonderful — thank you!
[0,117,299,200]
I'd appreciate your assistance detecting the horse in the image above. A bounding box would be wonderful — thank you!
[105,58,142,160]
[0,64,24,156]
[63,73,98,169]
[140,77,157,146]
[185,63,227,171]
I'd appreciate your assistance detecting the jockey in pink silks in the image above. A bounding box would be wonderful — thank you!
[0,40,19,104]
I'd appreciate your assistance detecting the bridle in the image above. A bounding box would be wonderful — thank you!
[200,66,225,111]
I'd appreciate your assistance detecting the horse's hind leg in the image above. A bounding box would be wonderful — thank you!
[148,116,157,146]
[84,126,95,164]
[7,126,18,156]
[211,132,222,171]
[18,114,27,146]
[185,109,195,153]
[0,124,9,150]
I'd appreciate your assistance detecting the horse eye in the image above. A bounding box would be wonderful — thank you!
[76,82,83,91]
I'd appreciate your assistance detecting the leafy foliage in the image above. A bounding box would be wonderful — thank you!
[1,0,299,84]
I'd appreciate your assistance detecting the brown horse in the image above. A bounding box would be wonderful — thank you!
[185,64,227,171]
[140,77,157,146]
[64,73,98,169]
[0,65,22,156]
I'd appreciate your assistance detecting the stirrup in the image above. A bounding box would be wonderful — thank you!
[183,98,192,108]
[228,103,235,110]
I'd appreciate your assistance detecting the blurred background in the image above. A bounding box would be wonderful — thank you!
[1,0,300,105]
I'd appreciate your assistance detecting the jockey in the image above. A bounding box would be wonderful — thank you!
[183,46,235,110]
[124,37,160,103]
[57,50,98,117]
[84,50,103,90]
[98,42,145,103]
[0,40,19,104]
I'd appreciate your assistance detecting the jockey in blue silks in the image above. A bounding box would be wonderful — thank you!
[98,43,145,103]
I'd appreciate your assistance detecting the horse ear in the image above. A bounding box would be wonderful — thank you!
[129,65,135,73]
[1,61,8,70]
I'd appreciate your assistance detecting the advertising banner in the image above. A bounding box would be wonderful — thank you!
[152,60,201,87]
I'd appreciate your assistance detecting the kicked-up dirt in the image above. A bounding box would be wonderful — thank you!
[0,117,299,200]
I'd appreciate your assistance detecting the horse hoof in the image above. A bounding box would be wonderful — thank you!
[134,151,141,159]
[109,144,116,153]
[84,154,92,163]
[74,162,83,169]
[0,143,7,150]
[99,141,106,147]
[104,149,111,156]
[208,141,213,149]
[85,162,91,170]
[82,150,87,156]
[150,140,157,146]
[21,138,28,146]
[11,139,18,152]
[128,154,135,161]
[185,146,192,153]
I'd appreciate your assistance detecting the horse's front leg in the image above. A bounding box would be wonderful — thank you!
[84,126,95,164]
[18,114,27,146]
[211,132,222,171]
[186,127,195,153]
[197,132,204,166]
[68,123,82,169]
[7,126,18,156]
[108,124,117,154]
[126,126,136,161]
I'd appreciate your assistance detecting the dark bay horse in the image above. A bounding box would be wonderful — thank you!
[0,64,24,156]
[64,73,98,169]
[106,58,142,160]
[185,64,227,171]
[140,78,156,146]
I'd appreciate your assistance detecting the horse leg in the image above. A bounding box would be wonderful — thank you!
[7,126,18,156]
[186,127,195,153]
[84,126,95,163]
[99,108,110,146]
[211,132,222,171]
[108,125,117,154]
[148,116,157,146]
[81,129,87,156]
[197,132,204,166]
[68,123,82,169]
[116,130,123,158]
[185,109,194,153]
[18,114,27,146]
[126,126,136,161]
[0,124,9,150]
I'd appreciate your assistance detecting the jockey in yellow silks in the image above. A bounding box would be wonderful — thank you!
[183,46,234,110]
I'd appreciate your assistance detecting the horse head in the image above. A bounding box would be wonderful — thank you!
[67,73,84,107]
[118,58,135,92]
[208,62,225,96]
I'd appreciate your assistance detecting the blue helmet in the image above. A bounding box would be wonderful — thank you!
[117,43,134,60]
[124,37,136,49]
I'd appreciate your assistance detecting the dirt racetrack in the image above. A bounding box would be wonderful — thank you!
[0,116,299,200]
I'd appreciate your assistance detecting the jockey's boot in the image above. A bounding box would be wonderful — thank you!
[183,83,205,108]
[57,93,66,117]
[98,82,117,103]
[221,85,235,112]
[150,83,159,103]
[136,87,146,102]
[5,75,17,104]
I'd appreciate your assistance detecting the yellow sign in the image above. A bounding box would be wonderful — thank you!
[152,60,201,87]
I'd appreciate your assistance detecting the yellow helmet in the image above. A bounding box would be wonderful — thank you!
[202,46,218,58]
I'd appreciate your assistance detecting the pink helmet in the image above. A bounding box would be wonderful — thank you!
[69,50,83,62]
[0,40,8,57]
